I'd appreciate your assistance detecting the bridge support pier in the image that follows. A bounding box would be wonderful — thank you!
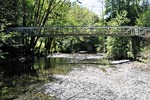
[131,36,141,60]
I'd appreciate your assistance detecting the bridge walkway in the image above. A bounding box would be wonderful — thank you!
[7,26,150,37]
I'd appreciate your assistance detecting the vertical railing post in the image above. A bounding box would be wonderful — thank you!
[135,27,139,36]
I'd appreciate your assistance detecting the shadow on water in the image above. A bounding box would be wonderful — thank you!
[0,54,111,99]
[0,57,74,100]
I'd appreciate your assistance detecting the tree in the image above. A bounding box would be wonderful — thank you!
[106,10,131,59]
[104,0,144,25]
[64,2,100,26]
[1,0,102,56]
[49,2,102,53]
[136,9,150,61]
[0,0,21,30]
[0,0,69,57]
[136,10,150,27]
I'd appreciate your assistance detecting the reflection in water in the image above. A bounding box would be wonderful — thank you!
[1,57,72,79]
[0,57,73,100]
[0,55,110,99]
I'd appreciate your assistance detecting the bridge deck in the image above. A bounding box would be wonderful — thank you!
[17,33,134,37]
[7,26,150,37]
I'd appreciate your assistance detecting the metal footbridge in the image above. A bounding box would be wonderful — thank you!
[7,26,150,37]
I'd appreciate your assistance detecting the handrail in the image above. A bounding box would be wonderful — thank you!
[6,26,150,37]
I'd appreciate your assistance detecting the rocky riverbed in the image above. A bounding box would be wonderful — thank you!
[40,59,150,100]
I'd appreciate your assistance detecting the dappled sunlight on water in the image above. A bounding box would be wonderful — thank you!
[0,57,75,100]
[0,54,111,100]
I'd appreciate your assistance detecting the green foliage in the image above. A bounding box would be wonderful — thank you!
[136,10,150,26]
[106,10,130,59]
[95,36,106,52]
[44,36,105,53]
[65,3,100,26]
[43,2,101,53]
[106,37,129,59]
[135,8,150,61]
[107,10,130,26]
[33,1,101,54]
[0,32,20,59]
[0,50,8,60]
[0,0,102,55]
[138,46,150,62]
[0,32,19,44]
[104,0,148,25]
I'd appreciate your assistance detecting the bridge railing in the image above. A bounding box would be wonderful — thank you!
[7,26,150,37]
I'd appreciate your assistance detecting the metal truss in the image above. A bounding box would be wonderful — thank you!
[7,26,150,37]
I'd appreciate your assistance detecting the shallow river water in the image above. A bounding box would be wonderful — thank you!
[0,54,104,99]
[0,56,75,99]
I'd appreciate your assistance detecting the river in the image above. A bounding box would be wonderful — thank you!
[1,54,149,100]
[0,55,76,99]
[0,53,104,99]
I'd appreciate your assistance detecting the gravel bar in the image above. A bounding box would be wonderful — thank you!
[40,62,150,100]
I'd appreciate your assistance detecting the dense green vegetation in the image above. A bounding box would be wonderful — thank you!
[106,10,131,59]
[0,0,150,60]
[105,0,150,25]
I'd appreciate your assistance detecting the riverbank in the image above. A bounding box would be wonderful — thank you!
[40,61,150,100]
[1,53,150,100]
